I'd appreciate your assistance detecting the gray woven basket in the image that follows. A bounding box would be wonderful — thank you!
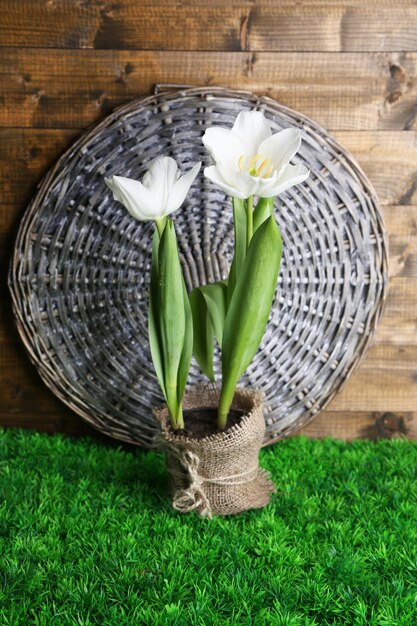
[8,86,388,448]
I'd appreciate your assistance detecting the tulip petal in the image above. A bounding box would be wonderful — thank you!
[203,166,244,198]
[143,156,179,211]
[202,128,246,167]
[231,111,271,156]
[229,170,260,199]
[105,175,158,220]
[166,162,201,215]
[105,157,199,222]
[260,163,310,198]
[204,166,258,199]
[143,156,179,190]
[258,128,302,173]
[105,175,125,205]
[251,172,279,197]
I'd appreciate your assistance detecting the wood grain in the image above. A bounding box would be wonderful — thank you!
[0,411,96,437]
[327,345,417,412]
[1,48,417,131]
[247,5,417,53]
[0,2,416,52]
[0,128,79,205]
[300,410,417,440]
[376,276,417,347]
[333,131,417,205]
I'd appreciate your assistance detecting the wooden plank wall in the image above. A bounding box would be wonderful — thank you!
[1,0,416,441]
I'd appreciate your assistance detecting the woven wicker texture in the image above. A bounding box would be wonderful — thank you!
[8,86,388,448]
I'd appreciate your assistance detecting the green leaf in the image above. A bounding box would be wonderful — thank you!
[253,197,274,232]
[177,278,193,401]
[190,288,215,381]
[218,216,282,427]
[158,220,186,420]
[227,197,247,304]
[148,229,166,399]
[190,281,228,381]
[199,281,228,348]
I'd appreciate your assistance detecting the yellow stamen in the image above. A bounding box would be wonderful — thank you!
[237,153,275,178]
[257,158,270,175]
[248,154,263,171]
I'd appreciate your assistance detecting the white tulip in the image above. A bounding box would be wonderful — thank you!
[202,110,309,200]
[105,156,201,222]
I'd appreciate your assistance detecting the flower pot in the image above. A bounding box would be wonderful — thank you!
[154,386,275,518]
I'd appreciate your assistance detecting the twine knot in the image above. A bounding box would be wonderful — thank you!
[172,450,213,518]
[169,447,259,519]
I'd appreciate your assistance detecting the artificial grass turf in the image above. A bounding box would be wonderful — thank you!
[1,431,417,626]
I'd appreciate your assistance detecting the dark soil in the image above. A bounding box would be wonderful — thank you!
[172,407,246,440]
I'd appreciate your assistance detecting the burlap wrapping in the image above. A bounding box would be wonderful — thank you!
[153,386,276,518]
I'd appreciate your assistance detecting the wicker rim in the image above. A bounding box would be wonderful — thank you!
[8,86,389,447]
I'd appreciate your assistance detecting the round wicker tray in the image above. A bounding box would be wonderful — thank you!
[8,86,388,448]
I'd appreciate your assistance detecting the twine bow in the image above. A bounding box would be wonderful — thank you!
[172,450,213,518]
[169,447,259,519]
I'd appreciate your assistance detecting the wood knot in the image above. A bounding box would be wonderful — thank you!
[99,2,120,18]
[18,73,31,87]
[30,89,47,105]
[246,52,257,77]
[389,63,407,84]
[385,61,408,111]
[92,90,111,112]
[385,90,402,105]
[116,62,134,85]
[23,146,42,163]
[375,412,408,438]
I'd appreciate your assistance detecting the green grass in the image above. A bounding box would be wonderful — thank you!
[1,430,417,625]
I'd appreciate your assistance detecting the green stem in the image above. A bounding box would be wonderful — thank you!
[217,410,228,431]
[155,217,166,238]
[166,380,185,430]
[175,404,184,430]
[217,375,236,430]
[246,196,253,250]
[166,383,181,429]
